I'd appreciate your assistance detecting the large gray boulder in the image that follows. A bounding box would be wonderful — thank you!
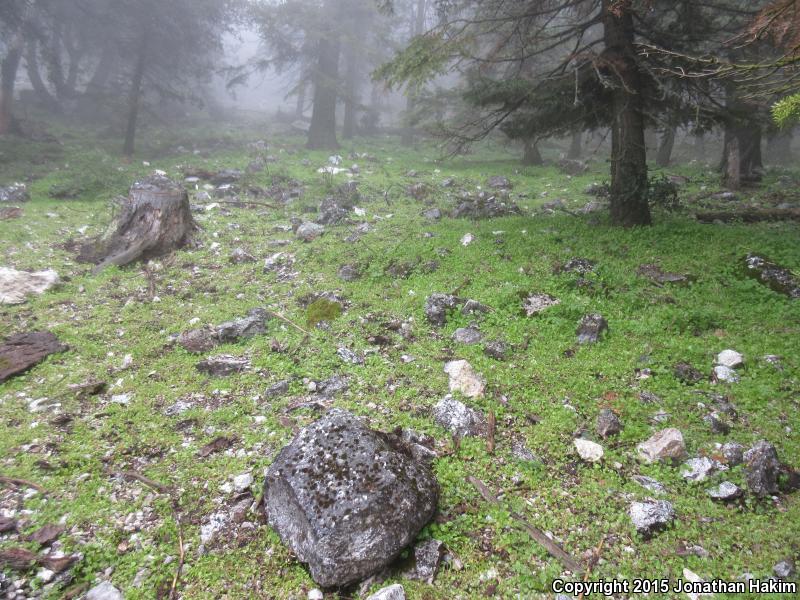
[263,410,438,588]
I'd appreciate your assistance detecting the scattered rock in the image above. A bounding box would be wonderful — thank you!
[574,438,604,462]
[638,390,661,404]
[337,347,365,365]
[460,232,474,246]
[637,428,687,463]
[743,253,800,299]
[0,331,68,383]
[557,258,595,275]
[452,197,521,219]
[367,584,406,600]
[576,313,608,344]
[629,499,675,536]
[296,222,325,241]
[195,355,250,376]
[338,264,360,281]
[583,182,608,197]
[210,169,243,185]
[407,182,428,200]
[744,440,780,497]
[704,412,730,435]
[522,293,560,316]
[681,457,725,482]
[176,327,217,353]
[433,395,487,437]
[265,380,291,398]
[229,247,256,264]
[707,481,743,501]
[712,365,740,383]
[315,375,349,398]
[632,475,666,495]
[715,349,744,368]
[461,299,490,315]
[178,309,269,353]
[596,408,622,438]
[233,473,254,493]
[0,267,60,305]
[422,208,442,221]
[441,177,456,188]
[0,206,23,220]
[443,360,485,398]
[424,293,459,327]
[316,197,350,225]
[0,183,29,203]
[674,362,703,384]
[452,327,482,345]
[721,442,744,466]
[263,409,438,588]
[86,582,124,600]
[483,340,508,361]
[636,264,689,285]
[405,538,445,583]
[487,175,511,189]
[773,559,796,579]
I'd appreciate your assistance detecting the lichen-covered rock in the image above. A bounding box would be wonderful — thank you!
[636,428,687,463]
[744,440,781,497]
[521,293,559,317]
[297,222,325,241]
[0,183,29,203]
[424,293,459,327]
[707,481,743,501]
[743,253,800,299]
[576,313,608,344]
[263,410,438,588]
[452,326,482,345]
[367,584,406,600]
[443,360,485,398]
[596,408,622,438]
[216,308,269,343]
[433,395,487,437]
[629,499,674,536]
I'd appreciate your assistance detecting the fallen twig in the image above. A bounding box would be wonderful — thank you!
[266,310,312,338]
[578,536,606,600]
[487,412,496,455]
[0,475,47,494]
[203,199,280,210]
[467,476,583,574]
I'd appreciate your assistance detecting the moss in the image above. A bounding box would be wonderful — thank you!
[305,298,342,327]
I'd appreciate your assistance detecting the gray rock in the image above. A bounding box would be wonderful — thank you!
[229,247,256,264]
[743,253,800,299]
[443,360,485,398]
[721,442,744,466]
[210,169,243,185]
[216,308,269,343]
[265,380,291,398]
[86,581,123,600]
[681,456,726,482]
[337,347,365,365]
[337,264,360,281]
[452,327,482,345]
[629,499,675,535]
[195,355,250,376]
[713,365,740,383]
[263,410,438,588]
[424,293,459,327]
[707,481,743,501]
[638,390,661,404]
[483,340,508,361]
[407,183,428,200]
[452,197,521,219]
[405,539,445,583]
[522,293,560,316]
[316,198,350,225]
[461,299,490,315]
[487,175,512,189]
[637,428,687,463]
[315,375,349,398]
[674,362,703,384]
[246,159,265,174]
[433,395,487,437]
[715,349,744,368]
[576,314,608,344]
[0,267,60,305]
[632,475,666,495]
[704,412,731,435]
[441,177,456,188]
[596,408,622,438]
[773,559,796,579]
[744,440,781,497]
[0,183,29,203]
[574,438,604,462]
[422,208,442,221]
[296,222,325,242]
[367,584,406,600]
[558,258,595,275]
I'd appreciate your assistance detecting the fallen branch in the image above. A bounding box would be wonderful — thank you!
[204,199,280,210]
[467,476,583,574]
[266,310,312,338]
[486,412,496,455]
[0,475,47,494]
[696,208,800,223]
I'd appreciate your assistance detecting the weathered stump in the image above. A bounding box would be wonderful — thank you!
[77,174,197,272]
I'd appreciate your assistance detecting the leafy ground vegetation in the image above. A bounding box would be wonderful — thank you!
[1,118,799,599]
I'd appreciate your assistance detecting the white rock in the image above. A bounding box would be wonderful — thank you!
[443,360,485,398]
[715,349,744,368]
[574,438,604,462]
[367,584,406,600]
[86,581,124,600]
[0,267,59,304]
[111,393,132,405]
[681,456,726,482]
[636,428,686,463]
[713,365,740,383]
[308,589,324,600]
[233,473,254,493]
[460,233,474,246]
[37,568,55,583]
[682,568,713,599]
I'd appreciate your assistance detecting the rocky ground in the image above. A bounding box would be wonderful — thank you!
[0,120,799,599]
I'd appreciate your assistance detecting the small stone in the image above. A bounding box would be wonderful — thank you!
[483,340,508,361]
[487,175,511,189]
[367,584,405,600]
[522,293,559,316]
[452,327,482,345]
[574,438,604,462]
[637,428,687,463]
[337,264,360,281]
[233,473,253,493]
[576,313,608,344]
[638,390,661,404]
[308,589,324,600]
[424,293,459,327]
[715,349,744,368]
[629,500,674,535]
[296,222,325,241]
[674,362,703,384]
[713,365,739,383]
[443,360,485,398]
[596,408,622,438]
[195,355,250,376]
[632,475,666,495]
[706,481,743,501]
[461,299,490,315]
[433,395,487,437]
[681,457,725,482]
[460,232,474,246]
[265,380,291,398]
[337,347,364,365]
[111,393,132,405]
[230,248,256,264]
[86,581,124,600]
[773,559,796,579]
[721,442,744,466]
[704,412,730,435]
[744,440,781,497]
[405,539,444,583]
[422,208,442,220]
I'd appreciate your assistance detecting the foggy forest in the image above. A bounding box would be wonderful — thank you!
[1,0,799,598]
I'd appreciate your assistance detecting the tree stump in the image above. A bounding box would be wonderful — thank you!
[77,174,197,272]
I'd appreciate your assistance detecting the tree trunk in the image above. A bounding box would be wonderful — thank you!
[722,133,741,189]
[342,45,360,140]
[567,131,581,159]
[523,139,543,165]
[401,0,427,146]
[0,32,24,135]
[25,39,60,112]
[306,36,341,150]
[295,77,307,119]
[602,0,651,226]
[655,125,676,167]
[77,175,197,273]
[122,34,148,157]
